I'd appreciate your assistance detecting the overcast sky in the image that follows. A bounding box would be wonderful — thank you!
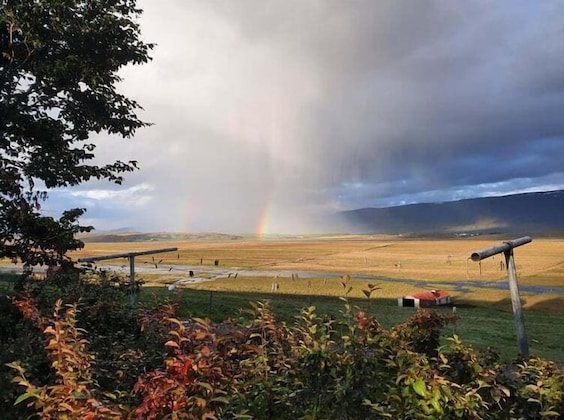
[48,0,564,234]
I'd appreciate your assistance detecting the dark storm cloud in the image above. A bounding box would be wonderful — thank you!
[53,0,564,232]
[304,1,564,191]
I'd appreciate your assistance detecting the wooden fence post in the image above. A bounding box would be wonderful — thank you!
[505,249,529,357]
[78,247,178,309]
[470,237,531,358]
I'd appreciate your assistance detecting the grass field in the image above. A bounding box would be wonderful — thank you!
[138,286,564,362]
[69,234,564,287]
[3,234,564,361]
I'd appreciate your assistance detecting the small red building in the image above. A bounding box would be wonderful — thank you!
[398,289,451,308]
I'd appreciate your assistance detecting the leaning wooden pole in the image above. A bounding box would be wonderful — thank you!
[505,249,529,357]
[470,237,531,358]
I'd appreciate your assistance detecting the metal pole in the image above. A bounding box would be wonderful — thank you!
[505,249,529,358]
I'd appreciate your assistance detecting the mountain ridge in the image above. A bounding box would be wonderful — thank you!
[338,189,564,235]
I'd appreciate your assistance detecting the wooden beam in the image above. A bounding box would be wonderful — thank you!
[471,236,531,261]
[470,237,531,358]
[78,248,178,308]
[77,247,178,263]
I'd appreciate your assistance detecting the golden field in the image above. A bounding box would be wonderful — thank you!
[2,233,561,360]
[68,234,564,314]
[71,234,564,285]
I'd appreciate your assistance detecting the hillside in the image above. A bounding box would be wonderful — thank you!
[338,190,564,235]
[79,231,244,243]
[79,190,564,240]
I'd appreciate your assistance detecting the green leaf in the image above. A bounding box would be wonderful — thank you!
[72,390,87,400]
[430,397,442,413]
[103,391,117,401]
[412,379,427,397]
[14,392,35,406]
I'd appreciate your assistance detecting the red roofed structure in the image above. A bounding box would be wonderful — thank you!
[398,289,451,308]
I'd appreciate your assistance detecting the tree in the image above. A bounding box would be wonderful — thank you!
[0,0,153,269]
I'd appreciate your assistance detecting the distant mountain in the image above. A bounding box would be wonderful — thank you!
[79,231,244,243]
[338,190,564,235]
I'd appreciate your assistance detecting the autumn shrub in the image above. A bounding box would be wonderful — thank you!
[4,288,564,419]
[0,292,50,417]
[8,299,122,419]
[50,272,170,395]
[225,301,459,419]
[133,317,237,419]
[0,271,171,418]
[390,308,457,357]
[224,302,299,418]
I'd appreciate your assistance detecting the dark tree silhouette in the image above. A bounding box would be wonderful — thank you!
[1,1,153,269]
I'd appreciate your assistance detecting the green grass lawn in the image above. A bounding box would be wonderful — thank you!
[0,273,18,293]
[139,286,564,363]
[3,270,562,363]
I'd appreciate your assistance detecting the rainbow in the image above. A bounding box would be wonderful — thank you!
[255,203,273,238]
[177,203,194,233]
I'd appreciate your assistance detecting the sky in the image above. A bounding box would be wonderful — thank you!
[48,0,564,234]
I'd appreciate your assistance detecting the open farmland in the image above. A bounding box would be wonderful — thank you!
[62,234,564,360]
[71,234,564,288]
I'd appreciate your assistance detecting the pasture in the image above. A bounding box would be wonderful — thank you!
[64,234,564,361]
[70,234,564,292]
[2,233,563,360]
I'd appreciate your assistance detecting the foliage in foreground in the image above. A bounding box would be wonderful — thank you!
[1,277,563,419]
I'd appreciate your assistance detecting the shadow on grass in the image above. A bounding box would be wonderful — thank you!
[140,286,400,323]
[457,295,564,316]
[139,286,564,363]
[524,296,564,313]
[3,277,561,362]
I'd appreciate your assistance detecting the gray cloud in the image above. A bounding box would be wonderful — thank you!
[51,0,564,233]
